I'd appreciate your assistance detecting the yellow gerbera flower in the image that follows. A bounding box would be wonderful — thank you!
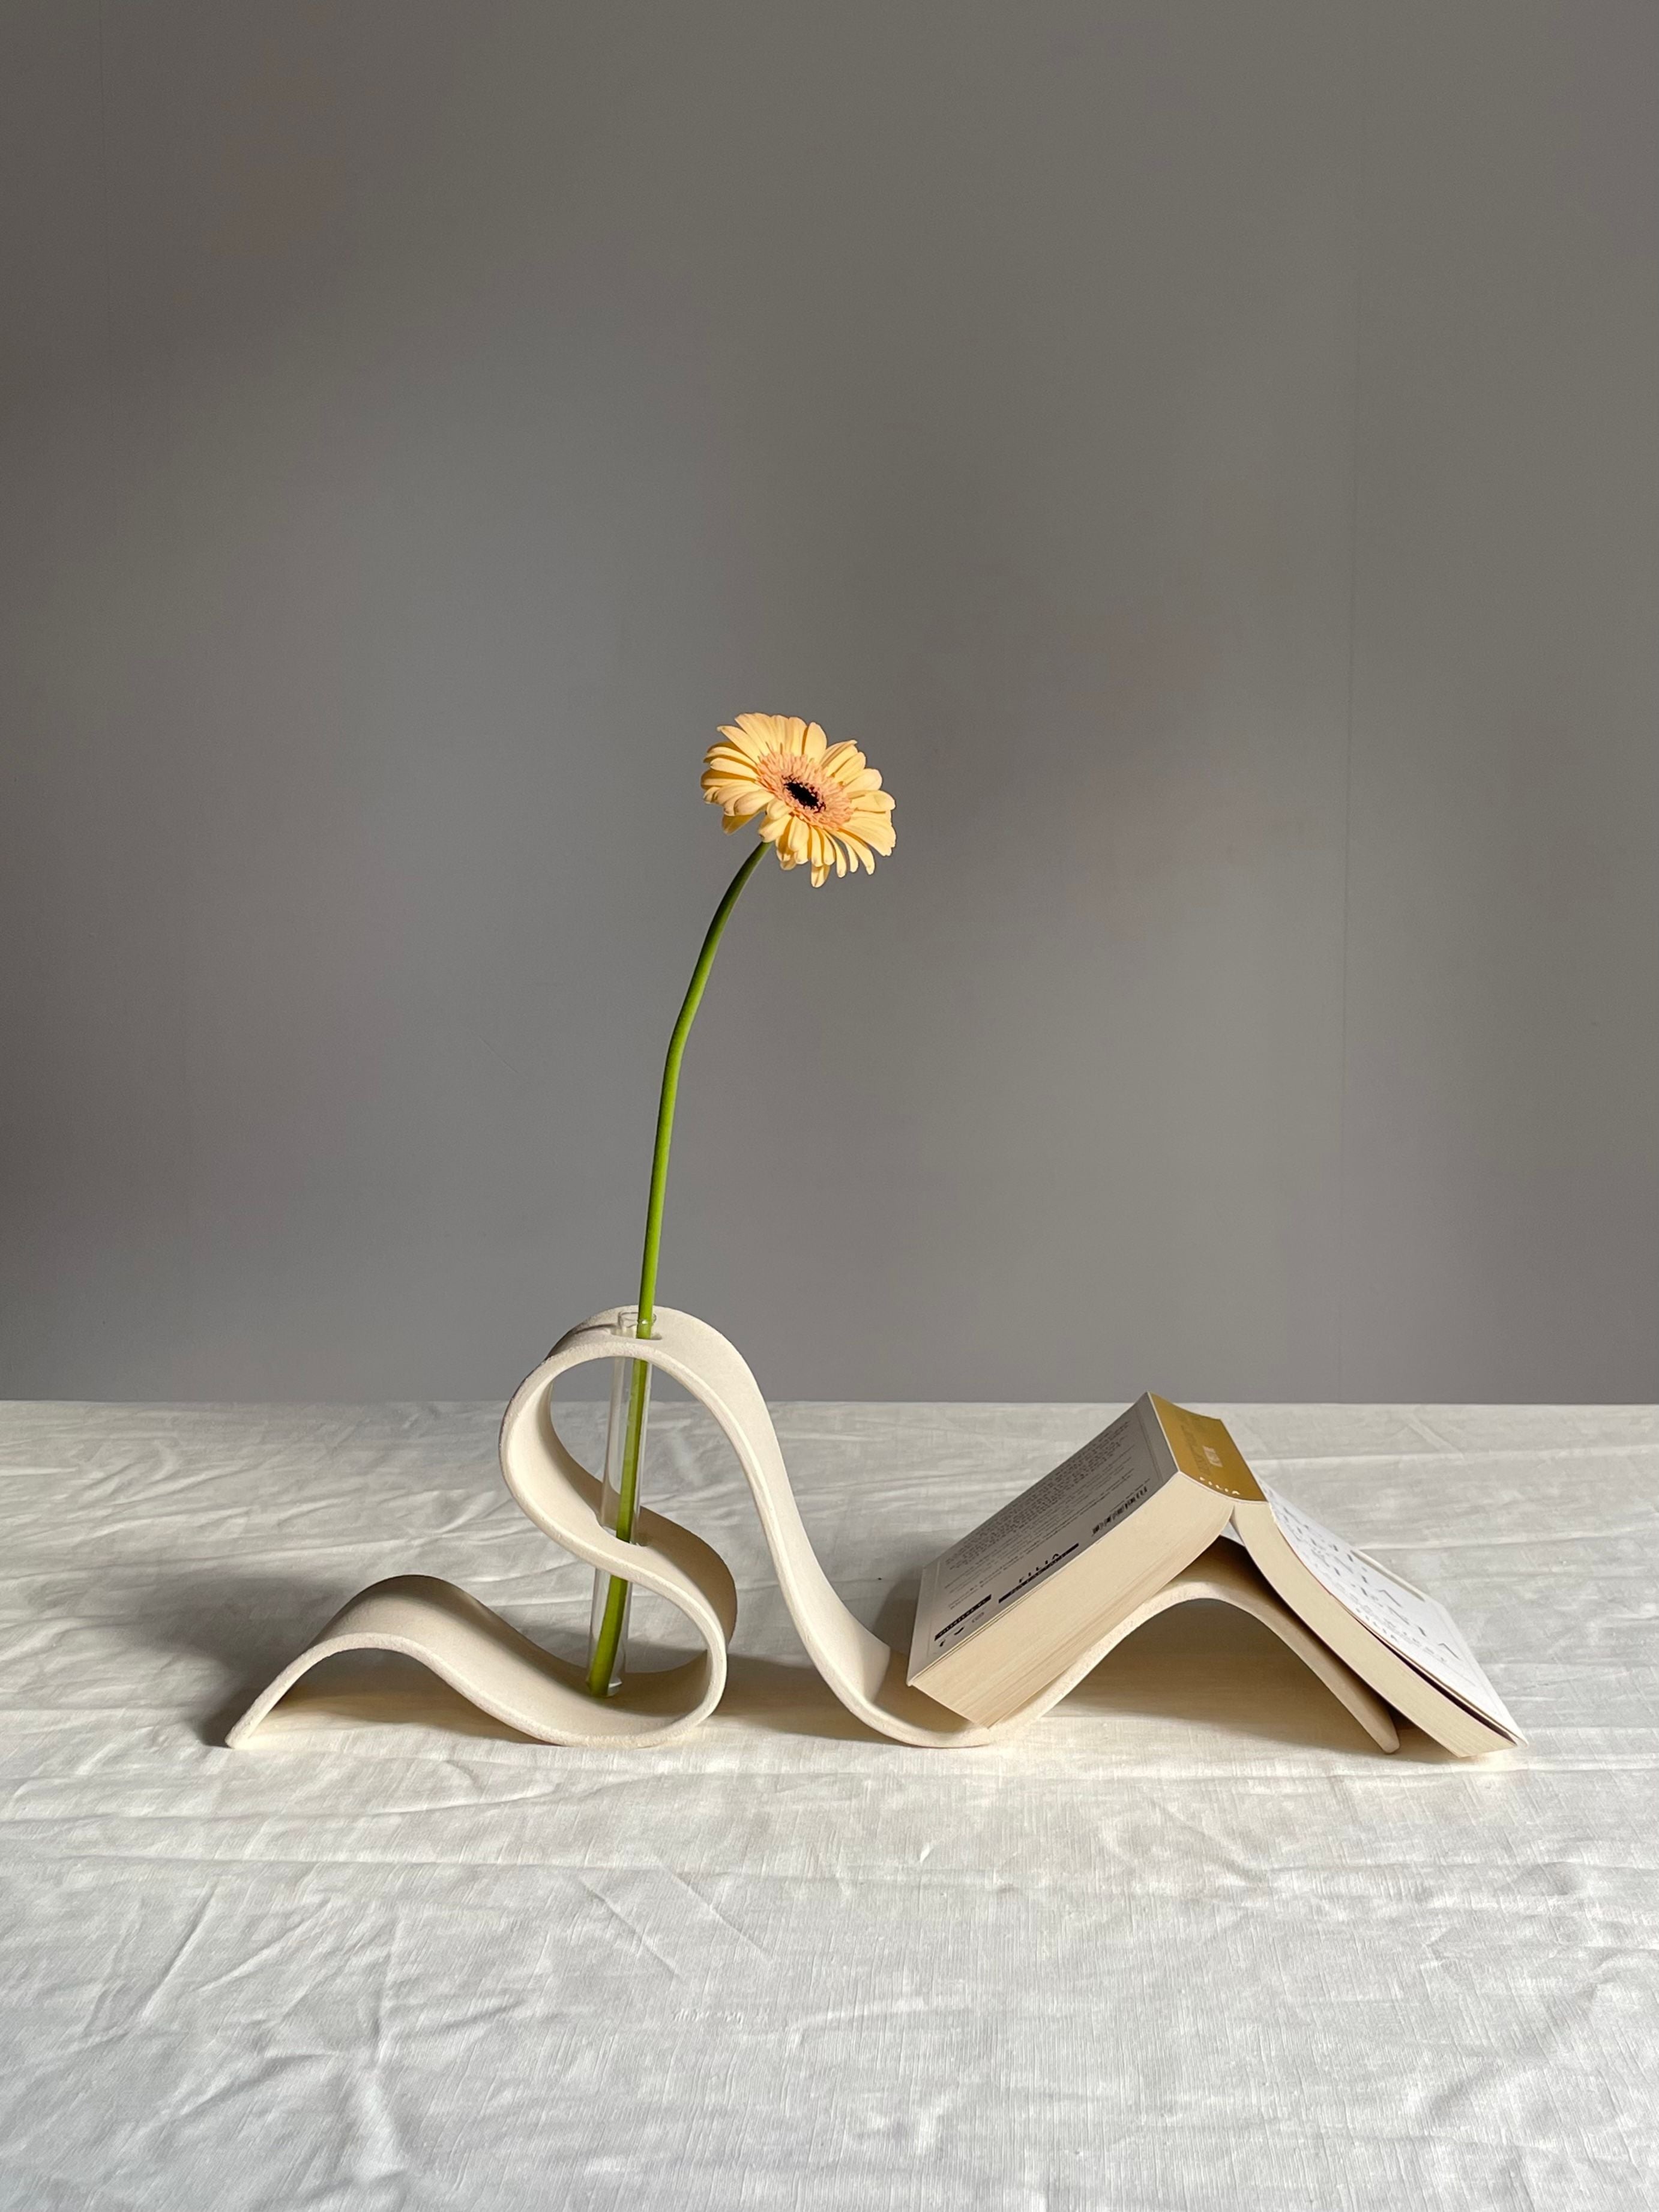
[588,707,900,1695]
[701,713,896,887]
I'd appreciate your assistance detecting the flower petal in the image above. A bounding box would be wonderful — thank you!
[702,771,769,814]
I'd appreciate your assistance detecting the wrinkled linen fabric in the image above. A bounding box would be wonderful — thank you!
[0,1397,1654,2212]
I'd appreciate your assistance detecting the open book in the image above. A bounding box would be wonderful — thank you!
[907,1396,1523,1756]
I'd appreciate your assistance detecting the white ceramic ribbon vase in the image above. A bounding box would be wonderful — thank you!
[229,1306,1398,1753]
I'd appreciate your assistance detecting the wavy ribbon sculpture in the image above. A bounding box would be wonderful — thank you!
[228,1307,1399,1753]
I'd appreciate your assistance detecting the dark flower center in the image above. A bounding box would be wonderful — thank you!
[784,777,823,812]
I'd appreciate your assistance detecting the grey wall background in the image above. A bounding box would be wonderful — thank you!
[3,1,1655,1406]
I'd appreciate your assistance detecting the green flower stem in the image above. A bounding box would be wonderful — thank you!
[586,839,767,1696]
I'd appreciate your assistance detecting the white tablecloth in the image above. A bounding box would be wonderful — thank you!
[1,1396,1654,2211]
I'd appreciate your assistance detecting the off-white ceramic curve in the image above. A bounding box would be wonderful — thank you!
[228,1306,1399,1754]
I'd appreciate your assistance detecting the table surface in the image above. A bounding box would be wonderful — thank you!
[2,1396,1655,2212]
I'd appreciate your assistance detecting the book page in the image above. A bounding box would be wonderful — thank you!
[1260,1484,1522,1738]
[908,1403,1169,1679]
